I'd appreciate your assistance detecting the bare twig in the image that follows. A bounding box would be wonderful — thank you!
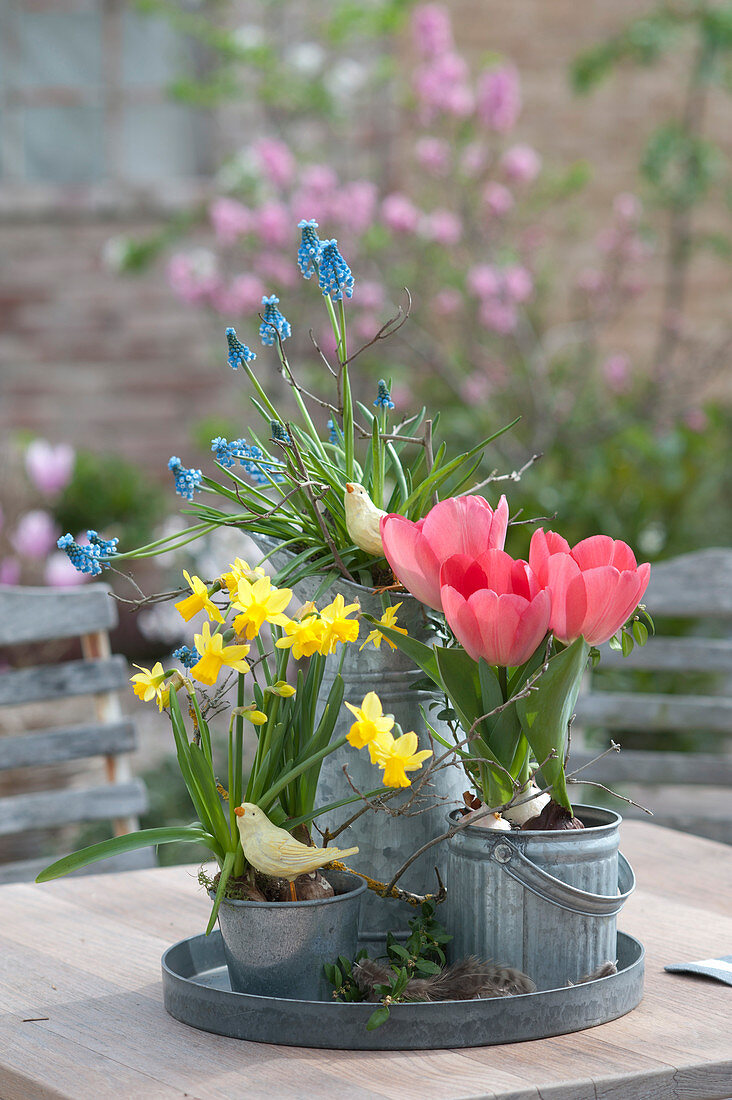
[342,289,413,367]
[307,329,338,378]
[458,453,542,497]
[567,777,653,816]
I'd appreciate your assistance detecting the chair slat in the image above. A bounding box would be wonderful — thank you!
[0,721,137,771]
[0,847,157,885]
[0,656,128,707]
[0,585,117,645]
[567,748,732,786]
[575,691,732,733]
[645,549,732,617]
[0,781,149,837]
[597,637,732,672]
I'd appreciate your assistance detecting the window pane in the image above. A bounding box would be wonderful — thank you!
[122,10,185,87]
[18,11,102,89]
[120,103,202,182]
[24,105,104,182]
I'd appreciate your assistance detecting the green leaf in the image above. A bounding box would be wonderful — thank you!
[435,647,484,737]
[366,1005,391,1030]
[632,620,649,646]
[35,825,216,882]
[362,615,440,682]
[516,638,590,812]
[621,631,635,657]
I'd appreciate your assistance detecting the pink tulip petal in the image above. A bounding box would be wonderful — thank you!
[510,589,552,666]
[529,528,570,583]
[441,586,483,661]
[439,554,489,598]
[584,564,651,645]
[421,494,508,561]
[570,535,616,570]
[381,514,442,610]
[611,541,639,571]
[545,555,583,642]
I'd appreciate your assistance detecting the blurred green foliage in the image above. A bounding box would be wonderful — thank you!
[55,451,165,549]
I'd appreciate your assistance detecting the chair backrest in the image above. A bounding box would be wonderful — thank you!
[0,584,151,882]
[573,548,732,843]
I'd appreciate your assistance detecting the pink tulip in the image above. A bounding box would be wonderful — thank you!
[440,551,551,667]
[25,440,75,496]
[529,530,651,646]
[380,495,509,612]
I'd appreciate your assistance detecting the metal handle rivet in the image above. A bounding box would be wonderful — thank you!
[493,843,513,864]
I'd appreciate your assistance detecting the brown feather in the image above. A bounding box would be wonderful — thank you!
[352,956,536,1002]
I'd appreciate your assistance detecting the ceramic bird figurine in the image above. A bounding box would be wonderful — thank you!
[234,802,359,900]
[344,482,387,556]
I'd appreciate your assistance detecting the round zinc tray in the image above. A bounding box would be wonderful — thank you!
[161,930,644,1050]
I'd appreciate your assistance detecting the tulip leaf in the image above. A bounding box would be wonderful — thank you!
[35,825,216,883]
[516,638,590,811]
[435,647,483,736]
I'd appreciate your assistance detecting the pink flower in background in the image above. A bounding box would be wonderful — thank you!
[300,164,339,194]
[0,558,21,586]
[483,182,514,218]
[504,265,533,303]
[476,64,521,133]
[213,273,266,315]
[415,137,451,176]
[209,198,251,245]
[479,299,518,335]
[167,250,220,305]
[12,511,58,560]
[684,408,709,433]
[253,138,295,188]
[501,144,542,185]
[596,228,618,254]
[256,252,297,288]
[443,82,474,117]
[411,3,454,57]
[355,281,385,311]
[432,288,463,316]
[460,372,491,405]
[336,181,378,234]
[602,354,632,393]
[25,440,75,496]
[382,193,420,234]
[354,313,379,340]
[253,202,291,248]
[461,142,486,177]
[577,268,605,295]
[44,552,87,588]
[414,52,472,120]
[380,495,509,612]
[423,208,463,245]
[613,192,641,223]
[467,264,501,299]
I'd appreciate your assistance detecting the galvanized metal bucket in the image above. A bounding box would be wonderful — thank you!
[213,869,366,1001]
[256,536,465,953]
[443,805,635,991]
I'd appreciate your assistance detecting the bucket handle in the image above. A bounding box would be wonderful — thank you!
[490,841,635,917]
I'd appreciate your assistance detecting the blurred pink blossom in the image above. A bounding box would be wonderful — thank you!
[467,264,501,299]
[354,313,379,340]
[504,265,533,303]
[423,208,463,245]
[0,503,3,535]
[577,268,605,295]
[256,252,297,288]
[0,558,21,586]
[415,137,451,176]
[476,64,521,133]
[460,372,492,404]
[12,510,58,560]
[596,228,618,254]
[44,552,87,588]
[382,193,421,234]
[25,440,75,496]
[337,181,378,234]
[254,202,291,248]
[602,354,632,393]
[432,288,463,316]
[501,144,542,184]
[355,280,385,311]
[300,164,339,194]
[684,408,709,432]
[479,298,518,334]
[460,142,486,177]
[443,83,475,117]
[213,273,266,315]
[483,182,514,218]
[167,250,220,305]
[209,198,251,245]
[414,53,472,120]
[613,192,641,223]
[390,383,412,408]
[411,3,454,57]
[253,137,295,188]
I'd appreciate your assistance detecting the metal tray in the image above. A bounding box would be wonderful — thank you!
[161,931,644,1050]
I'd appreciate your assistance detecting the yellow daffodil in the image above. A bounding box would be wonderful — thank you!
[190,622,251,686]
[319,593,360,654]
[231,576,293,640]
[265,681,297,698]
[130,662,170,712]
[345,692,395,759]
[175,570,224,624]
[244,708,268,726]
[220,558,267,598]
[360,602,408,651]
[275,614,326,660]
[371,730,433,788]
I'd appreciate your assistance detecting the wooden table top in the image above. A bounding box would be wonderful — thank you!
[0,820,730,1100]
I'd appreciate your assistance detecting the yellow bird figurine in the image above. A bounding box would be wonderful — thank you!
[344,482,387,556]
[234,803,359,900]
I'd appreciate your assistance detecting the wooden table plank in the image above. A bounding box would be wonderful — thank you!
[0,821,729,1100]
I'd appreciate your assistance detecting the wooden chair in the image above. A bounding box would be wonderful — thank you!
[0,584,152,882]
[572,548,732,843]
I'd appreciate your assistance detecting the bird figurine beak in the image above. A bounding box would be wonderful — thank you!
[346,483,355,494]
[234,805,245,817]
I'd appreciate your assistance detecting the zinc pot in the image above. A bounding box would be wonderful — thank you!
[443,805,635,991]
[213,869,366,1001]
[258,537,465,952]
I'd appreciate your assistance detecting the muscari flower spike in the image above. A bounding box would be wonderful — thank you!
[259,295,292,347]
[225,327,256,370]
[297,219,321,279]
[270,420,292,445]
[317,239,354,301]
[327,418,339,445]
[173,645,200,670]
[168,456,203,501]
[57,531,117,577]
[374,379,395,410]
[211,436,248,469]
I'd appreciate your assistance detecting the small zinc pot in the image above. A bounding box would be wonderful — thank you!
[443,805,635,992]
[212,869,366,1002]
